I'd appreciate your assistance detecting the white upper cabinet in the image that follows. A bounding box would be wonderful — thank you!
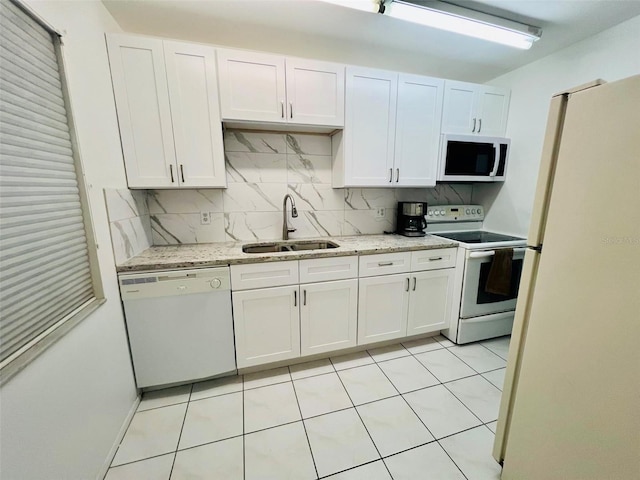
[286,58,345,126]
[217,50,287,123]
[106,34,226,189]
[217,50,345,127]
[341,67,398,186]
[394,74,444,187]
[441,80,510,136]
[163,41,226,187]
[107,35,176,188]
[333,68,444,188]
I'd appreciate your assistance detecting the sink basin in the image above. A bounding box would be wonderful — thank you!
[242,240,340,254]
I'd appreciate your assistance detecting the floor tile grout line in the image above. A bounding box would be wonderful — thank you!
[328,357,392,479]
[108,451,174,470]
[446,345,506,376]
[168,383,193,478]
[316,458,387,479]
[242,380,246,480]
[136,398,191,413]
[440,380,489,426]
[289,365,320,479]
[373,358,439,447]
[436,438,471,480]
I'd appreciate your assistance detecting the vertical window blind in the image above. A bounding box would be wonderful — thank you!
[0,0,97,365]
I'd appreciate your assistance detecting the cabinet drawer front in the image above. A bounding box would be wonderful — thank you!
[358,252,411,277]
[230,261,299,290]
[299,256,358,283]
[411,248,457,271]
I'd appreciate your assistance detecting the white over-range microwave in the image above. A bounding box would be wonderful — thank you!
[438,134,511,182]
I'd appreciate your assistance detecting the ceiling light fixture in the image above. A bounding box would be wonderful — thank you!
[380,0,542,50]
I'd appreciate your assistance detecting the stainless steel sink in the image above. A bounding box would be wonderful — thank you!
[242,240,339,254]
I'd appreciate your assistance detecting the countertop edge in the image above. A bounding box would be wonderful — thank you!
[116,237,458,274]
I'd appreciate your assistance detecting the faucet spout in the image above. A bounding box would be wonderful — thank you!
[282,194,298,240]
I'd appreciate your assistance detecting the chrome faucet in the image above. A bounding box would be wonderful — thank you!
[282,194,298,240]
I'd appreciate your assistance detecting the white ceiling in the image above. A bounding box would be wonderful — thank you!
[102,0,640,82]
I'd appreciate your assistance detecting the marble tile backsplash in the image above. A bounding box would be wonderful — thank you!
[147,130,473,244]
[104,189,152,264]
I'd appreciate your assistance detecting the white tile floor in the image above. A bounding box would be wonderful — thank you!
[105,335,510,480]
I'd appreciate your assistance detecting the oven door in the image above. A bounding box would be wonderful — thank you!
[460,247,525,318]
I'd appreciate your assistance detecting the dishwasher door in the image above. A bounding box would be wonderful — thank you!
[119,267,236,388]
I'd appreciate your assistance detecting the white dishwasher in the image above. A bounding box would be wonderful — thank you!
[119,267,236,388]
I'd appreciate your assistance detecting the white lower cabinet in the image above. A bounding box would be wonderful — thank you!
[300,279,358,356]
[407,269,455,336]
[357,249,458,346]
[232,285,300,368]
[358,273,410,345]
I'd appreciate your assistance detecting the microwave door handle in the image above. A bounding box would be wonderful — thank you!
[489,143,500,177]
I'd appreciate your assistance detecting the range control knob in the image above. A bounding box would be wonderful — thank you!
[440,210,446,215]
[434,211,440,216]
[466,209,471,214]
[477,207,482,215]
[471,209,477,214]
[210,278,222,289]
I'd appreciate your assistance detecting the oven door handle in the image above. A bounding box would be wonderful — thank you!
[468,248,526,259]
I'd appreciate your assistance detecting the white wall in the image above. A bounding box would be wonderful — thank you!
[473,15,640,236]
[0,2,138,479]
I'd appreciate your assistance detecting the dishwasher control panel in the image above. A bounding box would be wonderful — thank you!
[119,267,230,300]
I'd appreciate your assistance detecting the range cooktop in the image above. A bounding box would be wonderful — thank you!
[434,230,525,244]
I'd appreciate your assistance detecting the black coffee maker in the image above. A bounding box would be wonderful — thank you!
[396,202,428,237]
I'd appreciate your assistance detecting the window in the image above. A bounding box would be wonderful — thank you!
[0,0,103,381]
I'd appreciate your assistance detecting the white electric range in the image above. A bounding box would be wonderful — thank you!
[425,205,527,344]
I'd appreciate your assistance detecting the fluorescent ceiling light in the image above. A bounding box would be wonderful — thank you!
[322,0,381,14]
[383,1,542,50]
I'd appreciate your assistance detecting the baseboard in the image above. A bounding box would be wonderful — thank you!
[96,394,141,480]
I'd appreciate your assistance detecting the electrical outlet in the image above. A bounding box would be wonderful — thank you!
[375,208,385,219]
[200,212,211,225]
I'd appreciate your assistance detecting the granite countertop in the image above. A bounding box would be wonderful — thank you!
[116,234,458,273]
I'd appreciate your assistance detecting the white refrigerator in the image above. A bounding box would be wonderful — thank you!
[493,75,640,479]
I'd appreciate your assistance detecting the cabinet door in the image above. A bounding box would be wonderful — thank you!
[232,286,300,368]
[217,49,286,123]
[407,269,455,336]
[394,74,444,187]
[344,67,398,186]
[286,58,345,127]
[164,42,226,188]
[300,279,357,356]
[358,273,409,345]
[106,34,176,188]
[476,86,510,136]
[441,80,477,135]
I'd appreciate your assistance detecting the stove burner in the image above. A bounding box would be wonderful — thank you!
[435,231,524,244]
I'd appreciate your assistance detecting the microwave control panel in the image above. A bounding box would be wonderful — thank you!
[427,205,484,222]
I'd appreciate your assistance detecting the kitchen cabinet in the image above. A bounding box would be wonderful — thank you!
[357,249,457,346]
[106,34,226,188]
[217,49,345,127]
[231,257,357,368]
[441,80,510,136]
[394,74,445,186]
[406,269,455,335]
[358,273,410,344]
[332,68,444,187]
[232,285,300,368]
[300,279,358,356]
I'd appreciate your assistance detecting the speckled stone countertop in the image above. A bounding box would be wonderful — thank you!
[117,235,457,273]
